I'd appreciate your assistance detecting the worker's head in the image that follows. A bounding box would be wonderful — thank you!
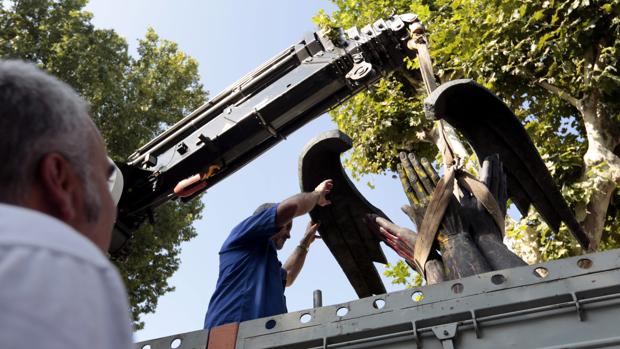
[272,221,292,250]
[255,202,291,250]
[0,60,117,252]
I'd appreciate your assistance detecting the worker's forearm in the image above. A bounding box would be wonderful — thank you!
[276,191,320,227]
[290,191,321,216]
[283,245,309,287]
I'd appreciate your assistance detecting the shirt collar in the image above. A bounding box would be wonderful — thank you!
[0,203,110,268]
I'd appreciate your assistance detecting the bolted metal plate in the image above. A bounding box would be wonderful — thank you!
[135,250,620,349]
[235,249,620,349]
[135,329,208,349]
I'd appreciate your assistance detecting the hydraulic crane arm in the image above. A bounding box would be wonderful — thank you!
[111,13,424,254]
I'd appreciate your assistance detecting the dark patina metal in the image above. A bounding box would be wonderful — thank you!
[298,130,387,298]
[424,79,590,251]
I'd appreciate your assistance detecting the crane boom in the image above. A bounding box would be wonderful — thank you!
[111,13,423,254]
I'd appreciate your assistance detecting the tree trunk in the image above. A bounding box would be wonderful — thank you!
[504,216,544,264]
[578,94,620,250]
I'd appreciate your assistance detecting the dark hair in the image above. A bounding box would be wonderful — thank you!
[254,202,276,215]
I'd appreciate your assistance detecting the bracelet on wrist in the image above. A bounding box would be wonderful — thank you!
[297,244,309,252]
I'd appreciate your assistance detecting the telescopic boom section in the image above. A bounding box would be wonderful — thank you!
[111,13,423,254]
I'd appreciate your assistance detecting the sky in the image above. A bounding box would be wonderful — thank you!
[85,0,417,342]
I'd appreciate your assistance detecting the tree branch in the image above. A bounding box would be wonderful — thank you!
[536,80,580,109]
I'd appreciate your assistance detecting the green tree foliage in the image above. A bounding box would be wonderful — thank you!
[315,0,620,282]
[384,260,423,287]
[315,2,438,180]
[0,0,207,328]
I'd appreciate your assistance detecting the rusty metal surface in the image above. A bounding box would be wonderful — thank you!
[424,79,590,250]
[299,130,387,298]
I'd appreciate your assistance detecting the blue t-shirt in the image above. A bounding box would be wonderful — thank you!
[204,204,288,329]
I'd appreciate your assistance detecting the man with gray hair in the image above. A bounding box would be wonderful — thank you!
[0,60,133,348]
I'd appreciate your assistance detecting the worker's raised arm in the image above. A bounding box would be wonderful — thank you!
[275,179,332,228]
[283,221,320,287]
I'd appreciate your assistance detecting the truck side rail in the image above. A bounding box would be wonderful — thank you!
[136,248,620,349]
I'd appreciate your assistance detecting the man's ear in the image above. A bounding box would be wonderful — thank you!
[37,153,82,222]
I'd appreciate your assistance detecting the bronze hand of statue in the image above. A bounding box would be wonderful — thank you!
[398,152,490,280]
[461,154,527,270]
[366,214,416,262]
[365,212,446,285]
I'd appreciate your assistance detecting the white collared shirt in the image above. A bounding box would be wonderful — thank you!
[0,204,134,349]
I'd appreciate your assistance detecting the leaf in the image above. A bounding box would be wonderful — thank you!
[532,9,545,22]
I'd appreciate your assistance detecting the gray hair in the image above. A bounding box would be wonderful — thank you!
[0,60,101,220]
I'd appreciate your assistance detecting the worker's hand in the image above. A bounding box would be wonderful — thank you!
[366,214,416,264]
[314,179,333,206]
[300,221,321,248]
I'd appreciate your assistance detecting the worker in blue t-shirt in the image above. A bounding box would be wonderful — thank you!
[204,179,333,329]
